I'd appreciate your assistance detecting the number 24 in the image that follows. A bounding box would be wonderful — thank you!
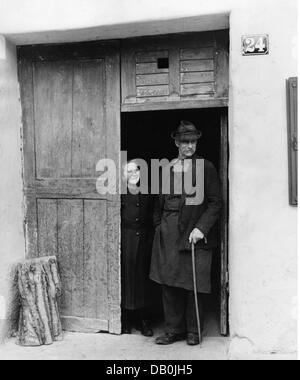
[244,37,266,53]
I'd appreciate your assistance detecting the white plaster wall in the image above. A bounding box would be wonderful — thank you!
[0,36,25,340]
[0,0,297,354]
[228,0,297,355]
[0,0,233,34]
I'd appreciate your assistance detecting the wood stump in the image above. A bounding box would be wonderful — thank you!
[17,256,63,346]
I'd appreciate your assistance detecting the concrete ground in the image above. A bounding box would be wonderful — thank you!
[0,312,230,360]
[0,332,295,361]
[0,313,296,360]
[0,332,229,361]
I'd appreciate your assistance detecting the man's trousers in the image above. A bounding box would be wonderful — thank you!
[162,285,204,335]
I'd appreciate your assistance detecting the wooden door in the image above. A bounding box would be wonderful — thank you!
[18,42,121,334]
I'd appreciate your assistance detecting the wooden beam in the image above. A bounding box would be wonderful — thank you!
[25,178,107,200]
[121,98,228,112]
[61,316,109,333]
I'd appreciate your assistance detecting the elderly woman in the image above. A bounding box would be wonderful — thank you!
[121,159,154,336]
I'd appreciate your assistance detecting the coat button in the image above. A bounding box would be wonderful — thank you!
[136,232,140,236]
[136,203,140,207]
[135,218,139,222]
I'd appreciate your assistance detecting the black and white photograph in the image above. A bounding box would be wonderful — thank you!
[0,0,298,362]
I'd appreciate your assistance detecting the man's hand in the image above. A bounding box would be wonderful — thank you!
[189,228,205,244]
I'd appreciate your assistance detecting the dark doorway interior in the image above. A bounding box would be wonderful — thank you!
[121,108,224,337]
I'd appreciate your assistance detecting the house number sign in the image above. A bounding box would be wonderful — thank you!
[242,35,269,55]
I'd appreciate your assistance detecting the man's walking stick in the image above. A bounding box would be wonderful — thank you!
[191,242,202,345]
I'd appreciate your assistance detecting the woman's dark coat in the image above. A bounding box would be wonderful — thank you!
[121,192,154,310]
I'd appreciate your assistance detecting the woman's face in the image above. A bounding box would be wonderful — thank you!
[123,162,140,185]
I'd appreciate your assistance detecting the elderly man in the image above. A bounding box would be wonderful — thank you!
[150,120,222,346]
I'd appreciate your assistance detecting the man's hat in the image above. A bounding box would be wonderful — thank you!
[171,120,202,141]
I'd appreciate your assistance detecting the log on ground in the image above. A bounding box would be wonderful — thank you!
[17,256,63,346]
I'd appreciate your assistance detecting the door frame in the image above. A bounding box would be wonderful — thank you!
[121,105,229,336]
[220,109,229,336]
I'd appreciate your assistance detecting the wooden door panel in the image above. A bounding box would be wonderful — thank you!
[72,60,106,178]
[37,199,58,257]
[57,199,84,318]
[34,61,73,179]
[106,202,121,333]
[84,200,108,320]
[34,60,107,179]
[18,42,121,334]
[36,198,110,330]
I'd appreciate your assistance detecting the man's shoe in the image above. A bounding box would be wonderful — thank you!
[187,333,201,346]
[155,333,186,345]
[141,320,154,337]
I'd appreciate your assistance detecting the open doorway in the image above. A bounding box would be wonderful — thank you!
[121,107,228,337]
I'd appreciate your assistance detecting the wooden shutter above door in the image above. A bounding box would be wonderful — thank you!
[121,30,229,110]
[18,42,121,334]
